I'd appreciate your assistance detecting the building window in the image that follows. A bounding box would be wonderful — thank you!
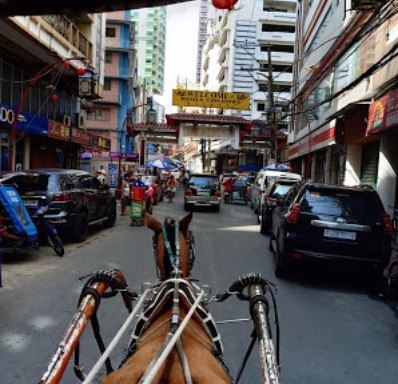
[257,103,265,111]
[105,52,112,64]
[260,44,294,53]
[106,27,116,37]
[103,79,112,91]
[87,109,110,121]
[262,24,295,33]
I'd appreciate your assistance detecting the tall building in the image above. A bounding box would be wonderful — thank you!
[132,7,166,95]
[0,13,101,170]
[201,0,296,169]
[87,11,136,172]
[202,0,297,122]
[289,1,398,217]
[196,0,209,84]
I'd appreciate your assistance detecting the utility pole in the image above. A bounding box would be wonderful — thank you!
[200,138,205,172]
[266,45,277,164]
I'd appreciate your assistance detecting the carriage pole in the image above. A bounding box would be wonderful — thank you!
[249,284,281,384]
[39,281,108,384]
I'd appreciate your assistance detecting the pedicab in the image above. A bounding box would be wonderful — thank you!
[39,212,282,384]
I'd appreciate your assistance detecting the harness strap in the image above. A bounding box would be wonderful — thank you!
[176,338,193,384]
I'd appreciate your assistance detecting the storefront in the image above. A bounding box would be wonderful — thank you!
[366,87,398,217]
[0,103,48,171]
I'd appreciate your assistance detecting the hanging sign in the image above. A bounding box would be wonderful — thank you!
[367,88,398,135]
[70,127,91,145]
[48,120,70,141]
[172,89,250,110]
[91,135,111,151]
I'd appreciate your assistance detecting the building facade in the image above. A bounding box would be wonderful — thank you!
[289,0,398,216]
[132,7,166,96]
[201,0,296,171]
[0,14,103,171]
[86,11,136,175]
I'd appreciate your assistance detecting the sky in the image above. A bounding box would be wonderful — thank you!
[155,0,201,111]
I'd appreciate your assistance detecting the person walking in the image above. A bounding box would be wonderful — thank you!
[166,175,177,203]
[121,175,130,216]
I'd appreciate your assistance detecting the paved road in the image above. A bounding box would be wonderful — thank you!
[0,190,397,384]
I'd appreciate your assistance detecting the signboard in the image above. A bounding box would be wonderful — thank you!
[48,120,70,141]
[367,88,398,135]
[108,163,119,188]
[70,127,91,145]
[110,152,139,160]
[91,135,111,151]
[0,104,48,136]
[172,89,250,110]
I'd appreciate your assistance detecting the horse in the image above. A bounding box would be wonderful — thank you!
[101,212,233,384]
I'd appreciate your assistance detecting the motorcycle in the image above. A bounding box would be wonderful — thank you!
[32,206,64,257]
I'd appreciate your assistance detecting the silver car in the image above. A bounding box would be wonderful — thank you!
[184,174,221,212]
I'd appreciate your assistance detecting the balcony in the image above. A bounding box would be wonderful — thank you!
[255,48,294,64]
[258,31,295,45]
[42,15,93,59]
[105,37,133,51]
[100,92,122,105]
[259,11,296,25]
[256,71,293,83]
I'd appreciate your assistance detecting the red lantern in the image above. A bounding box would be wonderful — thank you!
[76,68,86,76]
[211,0,238,10]
[50,93,58,103]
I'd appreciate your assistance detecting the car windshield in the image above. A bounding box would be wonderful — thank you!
[300,189,384,220]
[270,184,293,199]
[189,176,218,188]
[4,174,58,193]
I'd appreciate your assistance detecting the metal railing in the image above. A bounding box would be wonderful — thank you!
[42,15,93,59]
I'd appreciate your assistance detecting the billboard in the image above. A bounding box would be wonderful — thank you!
[172,89,250,110]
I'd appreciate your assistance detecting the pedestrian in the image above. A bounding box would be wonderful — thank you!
[222,177,234,203]
[97,165,106,184]
[121,175,130,216]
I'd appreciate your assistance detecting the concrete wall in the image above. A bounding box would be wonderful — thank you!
[343,144,362,187]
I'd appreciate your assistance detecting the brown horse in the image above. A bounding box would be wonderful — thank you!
[101,212,232,384]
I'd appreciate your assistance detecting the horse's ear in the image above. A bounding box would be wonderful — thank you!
[179,212,193,235]
[144,212,162,233]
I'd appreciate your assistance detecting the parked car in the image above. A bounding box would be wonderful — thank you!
[270,182,393,277]
[259,177,301,234]
[251,169,302,215]
[184,174,221,212]
[0,169,117,242]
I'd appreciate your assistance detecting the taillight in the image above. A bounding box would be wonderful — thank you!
[286,203,301,224]
[267,197,277,206]
[383,212,393,234]
[215,190,221,197]
[185,188,193,196]
[53,193,72,202]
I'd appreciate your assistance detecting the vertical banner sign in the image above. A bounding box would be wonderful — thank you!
[108,163,119,188]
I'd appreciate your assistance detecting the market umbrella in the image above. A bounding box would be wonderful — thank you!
[150,159,178,169]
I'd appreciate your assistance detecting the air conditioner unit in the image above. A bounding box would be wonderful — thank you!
[78,114,85,129]
[63,115,71,126]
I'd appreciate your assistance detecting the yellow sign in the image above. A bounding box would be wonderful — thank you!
[172,89,250,110]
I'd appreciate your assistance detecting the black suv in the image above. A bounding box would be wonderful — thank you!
[270,182,392,277]
[0,169,116,242]
[260,177,300,234]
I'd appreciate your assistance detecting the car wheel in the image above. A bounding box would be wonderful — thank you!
[73,212,89,242]
[103,204,116,228]
[275,232,289,278]
[214,204,220,213]
[184,203,190,211]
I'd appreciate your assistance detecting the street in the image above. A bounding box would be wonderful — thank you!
[1,190,398,384]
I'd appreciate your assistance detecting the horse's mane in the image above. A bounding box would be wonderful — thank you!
[163,216,177,273]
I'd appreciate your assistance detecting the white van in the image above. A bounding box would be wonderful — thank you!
[250,170,302,214]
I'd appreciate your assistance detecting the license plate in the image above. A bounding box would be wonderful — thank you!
[23,199,38,207]
[324,229,356,241]
[197,190,210,196]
